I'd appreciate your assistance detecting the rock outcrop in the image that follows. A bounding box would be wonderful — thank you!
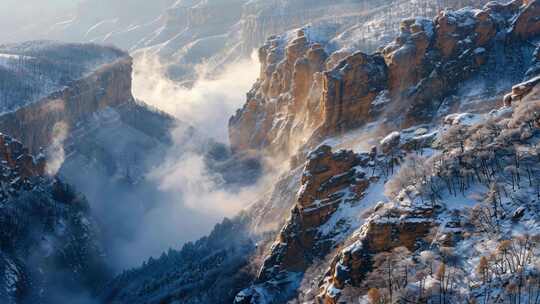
[260,146,367,275]
[504,75,540,106]
[319,52,387,136]
[235,145,373,302]
[229,0,536,156]
[229,30,330,157]
[318,204,434,304]
[0,46,133,153]
[0,133,45,180]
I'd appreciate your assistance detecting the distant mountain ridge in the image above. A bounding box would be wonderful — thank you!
[3,0,494,84]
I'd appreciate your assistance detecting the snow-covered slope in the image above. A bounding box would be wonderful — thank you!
[102,216,256,304]
[0,134,109,304]
[0,41,126,114]
[103,1,540,303]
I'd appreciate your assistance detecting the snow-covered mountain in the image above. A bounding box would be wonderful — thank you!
[102,0,540,303]
[1,0,494,85]
[0,0,174,48]
[2,1,540,304]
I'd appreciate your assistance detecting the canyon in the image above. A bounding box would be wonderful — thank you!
[1,0,540,304]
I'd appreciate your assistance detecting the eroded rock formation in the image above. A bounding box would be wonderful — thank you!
[260,146,367,274]
[230,0,537,156]
[318,205,434,304]
[0,56,133,153]
[235,145,373,302]
[229,30,329,157]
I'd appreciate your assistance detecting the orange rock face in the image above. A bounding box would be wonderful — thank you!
[474,11,497,46]
[512,0,540,40]
[257,145,370,280]
[318,207,434,304]
[229,31,328,157]
[386,32,430,93]
[319,52,387,137]
[230,2,529,157]
[434,13,459,59]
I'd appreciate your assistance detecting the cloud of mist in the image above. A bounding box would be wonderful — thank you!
[46,121,69,176]
[150,152,261,216]
[107,148,275,268]
[89,51,277,268]
[132,52,260,143]
[134,50,270,217]
[59,51,268,271]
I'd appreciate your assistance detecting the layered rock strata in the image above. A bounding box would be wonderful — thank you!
[230,0,540,156]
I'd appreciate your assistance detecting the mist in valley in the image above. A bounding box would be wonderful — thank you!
[0,1,268,288]
[51,51,266,272]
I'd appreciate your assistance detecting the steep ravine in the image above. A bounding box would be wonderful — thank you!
[96,1,540,304]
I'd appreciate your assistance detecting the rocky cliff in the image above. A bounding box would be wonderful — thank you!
[0,41,126,114]
[228,1,540,303]
[229,0,536,157]
[235,146,375,303]
[0,55,133,153]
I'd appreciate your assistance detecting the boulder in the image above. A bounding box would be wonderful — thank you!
[504,76,540,105]
[380,131,401,154]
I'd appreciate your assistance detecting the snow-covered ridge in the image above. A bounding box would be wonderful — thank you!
[0,41,128,114]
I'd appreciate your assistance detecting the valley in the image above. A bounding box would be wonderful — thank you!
[0,0,539,304]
